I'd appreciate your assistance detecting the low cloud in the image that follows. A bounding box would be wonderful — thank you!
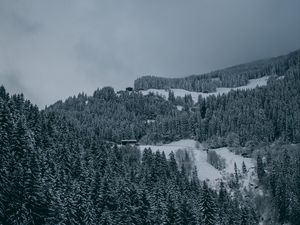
[0,0,299,108]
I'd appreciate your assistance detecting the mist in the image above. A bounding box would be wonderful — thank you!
[1,0,299,107]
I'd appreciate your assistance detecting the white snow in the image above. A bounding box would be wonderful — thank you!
[140,76,270,103]
[215,147,256,189]
[215,148,253,174]
[277,75,285,80]
[140,140,221,185]
[176,105,183,111]
[141,88,200,103]
[139,139,256,189]
[146,119,155,124]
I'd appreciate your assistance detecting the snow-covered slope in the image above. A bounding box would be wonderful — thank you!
[139,139,256,189]
[140,140,221,184]
[140,76,270,103]
[216,147,256,189]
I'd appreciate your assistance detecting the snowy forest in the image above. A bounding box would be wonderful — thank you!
[134,49,299,92]
[1,49,300,225]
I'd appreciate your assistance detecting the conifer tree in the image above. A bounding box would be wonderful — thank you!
[199,181,216,225]
[257,154,265,183]
[234,162,239,188]
[242,161,247,174]
[136,190,151,225]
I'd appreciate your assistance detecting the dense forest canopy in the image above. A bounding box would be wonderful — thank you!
[1,49,300,225]
[0,86,261,225]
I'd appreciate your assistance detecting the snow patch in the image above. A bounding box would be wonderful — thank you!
[277,75,285,80]
[146,119,155,124]
[176,105,183,111]
[215,148,256,189]
[140,76,270,103]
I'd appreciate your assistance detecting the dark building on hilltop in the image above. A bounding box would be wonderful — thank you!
[126,87,134,92]
[121,139,138,146]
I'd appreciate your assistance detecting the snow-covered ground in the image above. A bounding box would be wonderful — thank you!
[277,75,285,80]
[140,76,270,103]
[176,105,183,111]
[139,139,256,189]
[216,147,256,189]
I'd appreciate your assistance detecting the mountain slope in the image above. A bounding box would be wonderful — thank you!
[140,76,270,103]
[134,49,300,92]
[140,139,256,190]
[1,48,300,225]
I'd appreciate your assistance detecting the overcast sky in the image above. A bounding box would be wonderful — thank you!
[0,0,300,108]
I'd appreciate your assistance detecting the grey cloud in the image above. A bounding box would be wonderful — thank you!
[0,0,299,108]
[0,0,40,36]
[1,72,26,94]
[0,71,41,105]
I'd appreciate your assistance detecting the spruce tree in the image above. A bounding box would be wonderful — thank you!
[234,162,239,188]
[257,154,265,183]
[242,161,247,174]
[199,181,216,225]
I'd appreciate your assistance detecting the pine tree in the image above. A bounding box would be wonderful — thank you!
[82,196,97,225]
[275,149,291,223]
[168,90,176,103]
[23,150,48,225]
[242,161,247,174]
[179,199,197,225]
[257,154,265,183]
[240,206,249,225]
[136,190,151,225]
[217,181,231,224]
[165,196,178,225]
[0,99,13,222]
[234,162,239,188]
[168,151,178,177]
[190,167,200,193]
[227,198,241,225]
[199,181,216,225]
[5,117,33,225]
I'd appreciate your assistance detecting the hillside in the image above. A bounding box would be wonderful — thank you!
[140,139,256,190]
[134,49,300,93]
[140,76,270,103]
[1,49,300,225]
[45,49,300,146]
